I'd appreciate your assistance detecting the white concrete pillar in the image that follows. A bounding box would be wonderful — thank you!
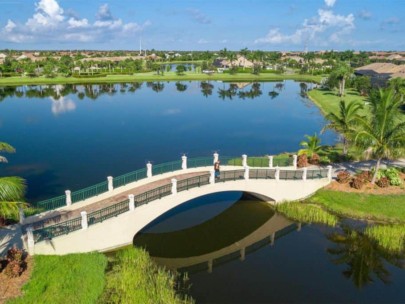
[209,169,215,184]
[181,155,187,170]
[26,226,35,255]
[107,176,113,192]
[240,247,246,261]
[171,178,177,195]
[213,152,219,164]
[275,167,280,181]
[303,167,307,182]
[327,165,333,182]
[128,194,135,211]
[268,155,274,169]
[244,166,249,180]
[19,207,25,224]
[81,211,88,230]
[147,162,152,178]
[65,190,72,206]
[297,222,302,232]
[208,260,213,273]
[270,232,275,246]
[242,154,247,167]
[293,155,298,169]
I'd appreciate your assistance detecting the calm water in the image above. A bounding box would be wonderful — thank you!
[0,81,335,201]
[133,192,405,303]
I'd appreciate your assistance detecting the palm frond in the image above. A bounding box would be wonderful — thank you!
[0,142,15,153]
[0,177,26,201]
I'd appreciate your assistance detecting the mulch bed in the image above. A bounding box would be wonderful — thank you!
[0,256,33,304]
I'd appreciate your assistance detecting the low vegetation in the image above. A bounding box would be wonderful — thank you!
[276,202,338,227]
[101,247,193,304]
[365,224,405,253]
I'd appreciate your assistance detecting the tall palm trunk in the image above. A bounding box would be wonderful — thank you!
[371,157,382,184]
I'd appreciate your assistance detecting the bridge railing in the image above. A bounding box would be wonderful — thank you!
[30,168,329,244]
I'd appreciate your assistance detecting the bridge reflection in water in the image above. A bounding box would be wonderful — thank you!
[133,191,296,274]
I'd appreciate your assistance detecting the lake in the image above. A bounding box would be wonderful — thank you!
[0,81,335,202]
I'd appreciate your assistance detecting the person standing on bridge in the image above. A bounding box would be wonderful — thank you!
[214,160,220,180]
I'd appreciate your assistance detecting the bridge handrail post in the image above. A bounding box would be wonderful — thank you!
[181,155,187,170]
[128,194,135,211]
[26,226,35,255]
[19,207,25,224]
[302,167,307,182]
[268,155,273,169]
[275,167,280,181]
[327,165,333,182]
[107,176,113,192]
[65,190,72,206]
[293,155,298,169]
[244,166,249,180]
[242,154,247,167]
[171,178,177,195]
[146,162,152,178]
[209,169,215,184]
[213,152,219,164]
[81,211,88,230]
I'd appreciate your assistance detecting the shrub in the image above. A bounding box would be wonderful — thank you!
[350,177,364,189]
[356,170,372,183]
[309,153,320,165]
[385,168,402,186]
[7,247,24,263]
[4,260,25,278]
[337,171,351,184]
[320,156,331,165]
[2,247,26,278]
[297,154,308,168]
[376,177,390,188]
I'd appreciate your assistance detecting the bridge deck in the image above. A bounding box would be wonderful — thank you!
[24,171,209,230]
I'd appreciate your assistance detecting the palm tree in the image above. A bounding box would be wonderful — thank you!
[355,88,405,184]
[322,100,363,155]
[330,62,354,97]
[298,133,324,158]
[0,141,26,225]
[239,47,249,70]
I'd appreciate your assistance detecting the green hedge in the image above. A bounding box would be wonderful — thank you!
[72,73,107,78]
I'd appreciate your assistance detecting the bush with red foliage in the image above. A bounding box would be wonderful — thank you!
[356,171,372,183]
[350,177,364,189]
[337,171,351,184]
[297,154,308,168]
[376,177,390,188]
[309,153,320,165]
[1,247,26,278]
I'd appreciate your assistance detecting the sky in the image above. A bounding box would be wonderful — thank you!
[0,0,403,51]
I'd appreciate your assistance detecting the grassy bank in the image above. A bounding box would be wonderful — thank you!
[307,88,367,116]
[0,72,323,86]
[8,253,107,304]
[276,202,338,226]
[309,189,405,223]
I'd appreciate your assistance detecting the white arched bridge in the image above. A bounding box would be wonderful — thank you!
[16,154,331,255]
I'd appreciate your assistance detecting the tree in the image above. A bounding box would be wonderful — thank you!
[355,88,405,184]
[298,134,324,159]
[329,62,354,97]
[0,142,26,225]
[239,47,249,69]
[353,76,371,96]
[176,65,186,76]
[322,100,363,155]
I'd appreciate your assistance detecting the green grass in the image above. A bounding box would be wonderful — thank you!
[307,88,367,116]
[365,224,405,253]
[309,189,405,223]
[0,72,323,86]
[8,253,107,304]
[101,247,193,304]
[276,202,338,227]
[227,154,292,167]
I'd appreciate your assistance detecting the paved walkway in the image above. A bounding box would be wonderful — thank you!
[331,159,405,176]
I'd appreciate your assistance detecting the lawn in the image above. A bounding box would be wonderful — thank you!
[8,253,107,304]
[0,72,323,86]
[309,189,405,223]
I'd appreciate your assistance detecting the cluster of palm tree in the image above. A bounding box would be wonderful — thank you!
[0,142,26,225]
[306,85,404,184]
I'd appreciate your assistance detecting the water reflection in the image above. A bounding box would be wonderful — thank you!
[0,81,316,103]
[327,225,404,289]
[50,96,76,115]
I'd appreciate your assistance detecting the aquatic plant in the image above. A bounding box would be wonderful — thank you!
[365,224,405,253]
[276,202,338,227]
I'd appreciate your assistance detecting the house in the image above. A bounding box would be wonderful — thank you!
[213,55,255,69]
[355,62,405,85]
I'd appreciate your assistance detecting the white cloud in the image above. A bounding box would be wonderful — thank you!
[358,9,372,20]
[0,0,150,44]
[186,8,211,24]
[324,0,336,7]
[255,8,355,46]
[197,38,208,44]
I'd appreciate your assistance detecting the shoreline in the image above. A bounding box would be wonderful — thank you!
[0,72,323,86]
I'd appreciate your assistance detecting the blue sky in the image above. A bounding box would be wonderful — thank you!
[0,0,403,51]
